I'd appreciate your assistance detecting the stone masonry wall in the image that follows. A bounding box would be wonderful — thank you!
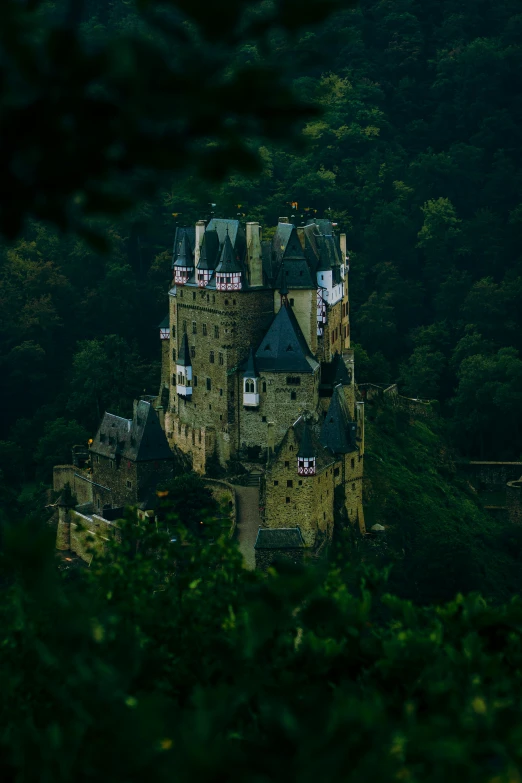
[239,370,320,451]
[459,462,522,492]
[169,287,273,465]
[53,465,93,506]
[263,428,335,546]
[69,509,118,562]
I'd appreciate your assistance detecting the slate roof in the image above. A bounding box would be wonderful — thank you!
[290,416,334,472]
[173,233,194,268]
[321,353,352,387]
[320,385,357,454]
[297,421,315,458]
[215,233,243,274]
[207,218,240,248]
[197,230,220,271]
[177,333,191,367]
[273,229,316,289]
[91,401,173,463]
[158,314,169,329]
[254,527,306,550]
[255,305,319,374]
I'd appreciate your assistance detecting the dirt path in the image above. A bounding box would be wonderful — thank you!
[233,485,261,570]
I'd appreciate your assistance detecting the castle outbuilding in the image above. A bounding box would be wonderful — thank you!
[156,216,365,551]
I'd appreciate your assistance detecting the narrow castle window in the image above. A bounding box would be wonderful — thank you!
[180,289,183,298]
[214,326,219,338]
[193,292,196,301]
[291,391,296,400]
[286,497,290,504]
[274,480,278,486]
[190,346,195,358]
[351,458,355,469]
[334,467,340,477]
[192,321,197,334]
[284,461,289,468]
[290,298,294,306]
[219,353,224,365]
[225,299,229,305]
[183,320,187,333]
[262,382,266,393]
[203,323,207,336]
[287,480,293,488]
[194,375,198,386]
[206,378,211,390]
[219,389,223,396]
[210,351,215,363]
[352,483,356,490]
[126,480,132,489]
[262,416,267,422]
[172,325,176,337]
[289,445,293,451]
[172,349,176,361]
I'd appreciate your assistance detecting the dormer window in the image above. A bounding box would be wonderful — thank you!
[216,271,242,291]
[298,457,316,476]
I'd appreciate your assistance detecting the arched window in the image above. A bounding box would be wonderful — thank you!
[245,379,255,394]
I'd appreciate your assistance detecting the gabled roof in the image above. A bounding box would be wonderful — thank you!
[173,233,194,268]
[215,233,243,274]
[243,347,257,378]
[255,305,319,374]
[91,401,173,463]
[177,333,191,367]
[254,527,305,550]
[207,218,240,247]
[272,222,294,263]
[320,385,357,454]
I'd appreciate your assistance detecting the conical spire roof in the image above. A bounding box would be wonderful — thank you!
[243,347,257,378]
[297,421,315,458]
[177,333,191,367]
[197,230,220,271]
[173,233,194,268]
[320,385,357,454]
[332,353,351,385]
[215,233,243,274]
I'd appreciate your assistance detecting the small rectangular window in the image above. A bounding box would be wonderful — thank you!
[192,321,197,334]
[183,320,187,333]
[262,416,267,422]
[206,378,211,391]
[219,388,223,396]
[172,349,176,361]
[262,382,266,393]
[284,460,289,468]
[126,480,132,489]
[291,391,296,400]
[286,497,290,504]
[194,375,198,387]
[172,325,176,337]
[203,323,207,336]
[190,346,195,358]
[351,458,355,469]
[289,298,294,306]
[287,480,293,488]
[273,480,278,486]
[219,353,224,365]
[214,326,219,338]
[334,467,340,477]
[210,351,215,363]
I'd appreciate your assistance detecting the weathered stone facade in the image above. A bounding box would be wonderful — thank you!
[156,217,365,556]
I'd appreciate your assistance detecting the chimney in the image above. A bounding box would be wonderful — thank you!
[278,216,289,224]
[195,220,206,266]
[246,221,263,287]
[340,233,347,263]
[297,226,306,249]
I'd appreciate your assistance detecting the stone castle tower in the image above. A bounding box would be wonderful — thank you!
[156,217,365,548]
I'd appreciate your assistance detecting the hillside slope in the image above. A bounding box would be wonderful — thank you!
[360,400,522,605]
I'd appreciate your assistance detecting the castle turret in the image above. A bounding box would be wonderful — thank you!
[297,421,316,476]
[215,233,243,291]
[176,333,193,397]
[173,234,194,285]
[243,348,260,407]
[196,231,218,287]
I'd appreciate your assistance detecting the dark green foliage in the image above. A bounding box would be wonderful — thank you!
[362,399,522,605]
[2,504,522,780]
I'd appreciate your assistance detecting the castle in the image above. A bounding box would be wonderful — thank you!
[53,216,365,564]
[156,216,365,550]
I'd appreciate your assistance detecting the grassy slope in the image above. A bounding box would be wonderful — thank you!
[361,402,522,605]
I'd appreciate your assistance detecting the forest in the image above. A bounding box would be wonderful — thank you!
[1,0,522,778]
